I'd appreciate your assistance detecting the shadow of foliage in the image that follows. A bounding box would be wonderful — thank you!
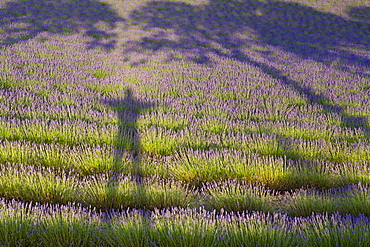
[126,0,370,135]
[347,6,370,24]
[128,0,370,66]
[0,0,125,49]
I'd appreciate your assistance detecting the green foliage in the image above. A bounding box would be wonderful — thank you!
[92,69,115,79]
[205,181,275,212]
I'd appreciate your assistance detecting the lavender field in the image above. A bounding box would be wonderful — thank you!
[0,0,369,245]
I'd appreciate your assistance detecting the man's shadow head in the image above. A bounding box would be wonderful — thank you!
[102,89,155,155]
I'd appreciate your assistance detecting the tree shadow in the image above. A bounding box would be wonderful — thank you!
[128,0,370,67]
[103,89,154,213]
[126,0,370,136]
[0,0,125,50]
[347,6,370,24]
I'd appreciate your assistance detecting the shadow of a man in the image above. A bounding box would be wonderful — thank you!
[103,88,154,210]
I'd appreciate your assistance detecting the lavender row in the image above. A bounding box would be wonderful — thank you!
[0,198,369,246]
[0,164,193,210]
[0,134,368,188]
[0,163,368,216]
[1,110,368,154]
[1,93,367,143]
[168,148,370,189]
